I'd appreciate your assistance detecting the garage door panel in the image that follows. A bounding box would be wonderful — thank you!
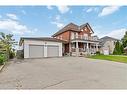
[47,45,59,57]
[29,45,44,58]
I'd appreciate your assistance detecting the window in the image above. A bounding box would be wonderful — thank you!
[84,27,87,31]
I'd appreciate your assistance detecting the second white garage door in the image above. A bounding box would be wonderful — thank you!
[47,45,59,57]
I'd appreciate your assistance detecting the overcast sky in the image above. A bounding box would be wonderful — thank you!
[0,6,126,42]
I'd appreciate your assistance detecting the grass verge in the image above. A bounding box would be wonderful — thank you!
[88,55,127,63]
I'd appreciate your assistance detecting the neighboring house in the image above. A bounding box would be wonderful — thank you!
[19,22,100,58]
[100,36,119,55]
[52,23,100,56]
[124,46,127,54]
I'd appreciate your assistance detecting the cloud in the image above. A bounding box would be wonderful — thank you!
[105,28,126,39]
[98,6,120,17]
[86,8,93,13]
[51,22,64,29]
[47,6,53,10]
[21,10,26,15]
[55,15,60,21]
[84,7,99,13]
[6,13,18,20]
[51,15,64,29]
[0,15,2,18]
[0,19,34,35]
[57,6,70,14]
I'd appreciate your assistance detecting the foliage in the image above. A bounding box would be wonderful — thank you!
[113,41,123,55]
[0,32,17,60]
[121,31,127,48]
[89,55,127,63]
[96,51,100,55]
[0,54,6,65]
[9,51,15,59]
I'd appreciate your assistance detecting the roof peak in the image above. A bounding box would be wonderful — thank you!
[52,22,93,37]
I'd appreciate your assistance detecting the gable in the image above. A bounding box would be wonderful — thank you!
[80,23,94,34]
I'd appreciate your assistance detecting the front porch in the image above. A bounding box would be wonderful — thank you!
[68,41,100,56]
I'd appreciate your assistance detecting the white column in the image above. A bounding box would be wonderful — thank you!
[84,43,86,51]
[86,42,89,53]
[94,44,95,53]
[90,43,91,54]
[76,41,79,56]
[96,44,98,51]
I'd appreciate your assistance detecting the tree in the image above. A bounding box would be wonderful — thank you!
[121,31,127,48]
[0,32,17,60]
[113,41,123,55]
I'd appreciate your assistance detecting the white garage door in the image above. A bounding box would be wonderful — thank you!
[29,45,44,58]
[47,45,59,57]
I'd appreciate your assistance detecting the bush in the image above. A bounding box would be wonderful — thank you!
[96,51,100,55]
[0,54,6,65]
[9,51,15,59]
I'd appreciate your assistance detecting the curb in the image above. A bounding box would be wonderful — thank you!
[0,63,5,72]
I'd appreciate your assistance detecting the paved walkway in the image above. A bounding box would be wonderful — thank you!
[0,57,127,89]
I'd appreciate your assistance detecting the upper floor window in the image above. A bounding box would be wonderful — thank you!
[60,36,62,40]
[84,27,87,31]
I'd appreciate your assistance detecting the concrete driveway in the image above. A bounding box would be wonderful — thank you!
[0,57,127,89]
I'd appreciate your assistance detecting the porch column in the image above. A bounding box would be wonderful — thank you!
[84,43,86,51]
[86,42,89,53]
[69,42,71,56]
[90,43,91,54]
[76,41,79,56]
[94,44,96,53]
[96,44,98,51]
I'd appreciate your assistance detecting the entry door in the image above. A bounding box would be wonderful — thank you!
[47,45,59,57]
[29,45,44,58]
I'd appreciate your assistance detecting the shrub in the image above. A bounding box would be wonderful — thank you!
[0,54,6,65]
[96,51,100,55]
[9,51,15,59]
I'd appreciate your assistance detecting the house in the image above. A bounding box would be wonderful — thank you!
[124,46,127,54]
[19,22,100,58]
[99,36,119,55]
[52,23,100,56]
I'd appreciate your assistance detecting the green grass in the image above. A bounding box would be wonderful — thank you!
[89,55,127,63]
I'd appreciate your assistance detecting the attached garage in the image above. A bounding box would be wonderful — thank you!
[19,37,66,58]
[29,45,44,58]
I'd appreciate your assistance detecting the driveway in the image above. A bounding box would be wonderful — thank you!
[0,57,127,89]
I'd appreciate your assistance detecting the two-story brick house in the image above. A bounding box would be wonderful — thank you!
[19,22,100,58]
[52,23,100,56]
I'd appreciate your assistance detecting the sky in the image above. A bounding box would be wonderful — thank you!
[0,6,127,42]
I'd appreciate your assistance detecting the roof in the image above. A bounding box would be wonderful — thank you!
[19,37,67,46]
[99,36,119,46]
[52,22,94,37]
[100,36,119,41]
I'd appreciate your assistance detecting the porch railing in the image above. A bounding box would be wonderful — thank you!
[72,35,98,41]
[71,48,85,52]
[71,48,96,53]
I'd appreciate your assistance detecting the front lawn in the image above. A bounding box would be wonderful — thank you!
[89,55,127,63]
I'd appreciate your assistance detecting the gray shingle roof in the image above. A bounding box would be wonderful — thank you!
[99,36,119,46]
